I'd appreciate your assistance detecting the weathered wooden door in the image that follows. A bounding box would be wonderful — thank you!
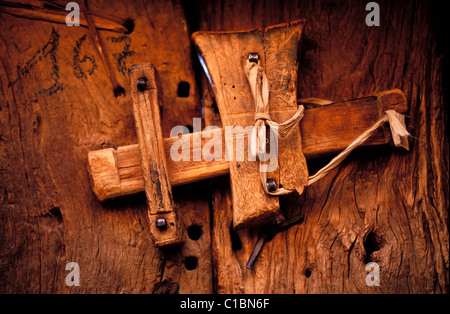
[189,0,448,293]
[1,0,447,294]
[0,0,212,293]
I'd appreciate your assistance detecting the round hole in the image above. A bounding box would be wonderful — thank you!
[177,81,190,98]
[184,256,198,270]
[113,86,126,98]
[305,268,312,278]
[187,225,202,241]
[136,77,147,91]
[123,18,135,34]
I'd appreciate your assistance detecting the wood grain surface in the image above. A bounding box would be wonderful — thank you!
[191,0,448,293]
[0,0,211,293]
[0,0,447,294]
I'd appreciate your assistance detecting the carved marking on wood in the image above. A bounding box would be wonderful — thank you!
[107,36,136,75]
[73,34,98,79]
[8,28,64,96]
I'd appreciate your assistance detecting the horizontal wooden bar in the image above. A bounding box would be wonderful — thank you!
[0,1,131,33]
[87,89,408,201]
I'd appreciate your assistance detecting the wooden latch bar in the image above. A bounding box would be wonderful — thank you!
[129,64,183,248]
[87,89,408,201]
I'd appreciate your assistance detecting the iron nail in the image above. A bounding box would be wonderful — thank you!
[155,218,167,230]
[248,52,259,63]
[246,236,266,269]
[266,179,277,192]
[137,77,147,91]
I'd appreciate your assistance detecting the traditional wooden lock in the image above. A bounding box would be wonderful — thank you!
[87,20,410,249]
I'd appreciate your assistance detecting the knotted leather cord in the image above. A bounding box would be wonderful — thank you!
[245,59,305,195]
[244,59,411,194]
[306,109,410,185]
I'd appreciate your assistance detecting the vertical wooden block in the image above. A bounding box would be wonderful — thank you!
[192,20,308,230]
[129,64,183,247]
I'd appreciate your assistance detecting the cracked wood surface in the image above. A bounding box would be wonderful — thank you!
[0,0,211,293]
[192,0,448,293]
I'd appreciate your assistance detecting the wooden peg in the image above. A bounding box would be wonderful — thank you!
[129,63,183,248]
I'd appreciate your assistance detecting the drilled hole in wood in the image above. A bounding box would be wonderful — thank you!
[113,86,126,98]
[177,81,190,98]
[305,268,312,278]
[184,256,198,270]
[123,18,135,34]
[364,231,383,263]
[49,206,62,220]
[229,226,242,251]
[136,77,147,91]
[187,224,202,241]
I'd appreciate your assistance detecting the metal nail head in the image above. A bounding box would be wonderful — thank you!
[155,218,167,230]
[137,77,147,91]
[248,52,259,63]
[266,179,277,192]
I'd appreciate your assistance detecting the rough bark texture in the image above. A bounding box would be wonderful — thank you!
[0,0,211,293]
[190,0,448,293]
[0,0,448,294]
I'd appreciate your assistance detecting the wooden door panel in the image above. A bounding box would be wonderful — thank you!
[192,0,448,293]
[0,0,211,293]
